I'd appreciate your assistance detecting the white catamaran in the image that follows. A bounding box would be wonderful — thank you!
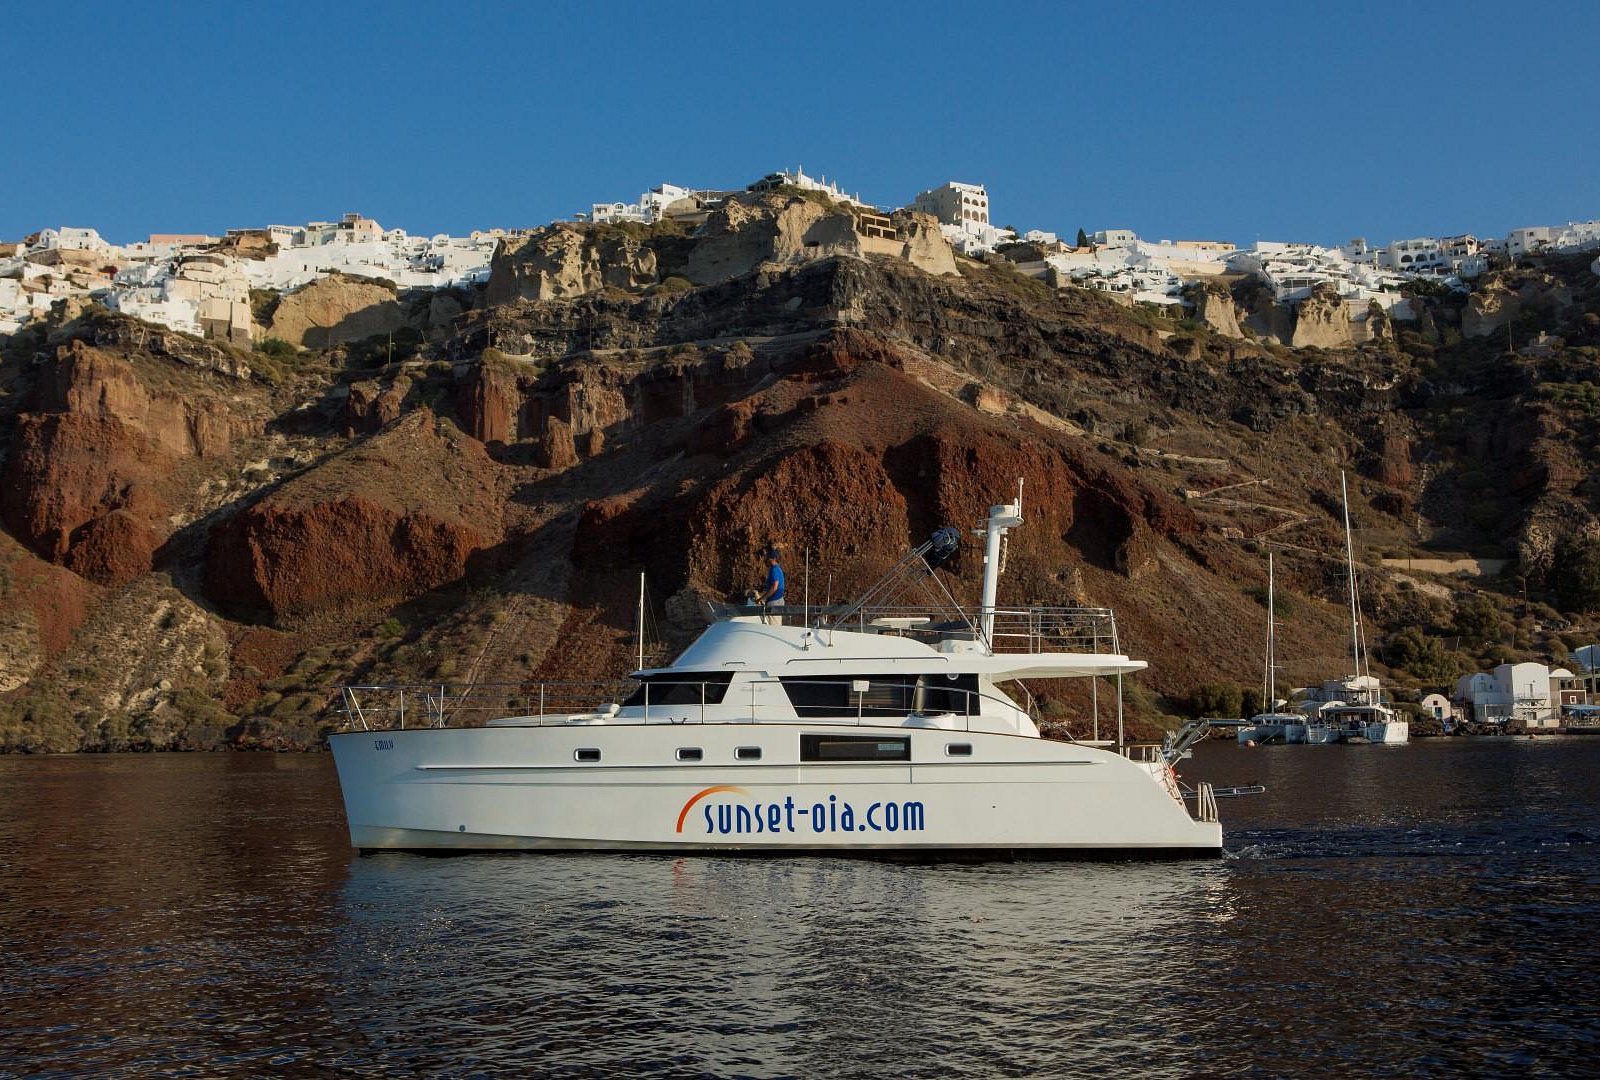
[329,486,1226,857]
[1289,473,1409,745]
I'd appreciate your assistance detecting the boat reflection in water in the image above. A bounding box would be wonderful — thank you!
[329,850,1234,1076]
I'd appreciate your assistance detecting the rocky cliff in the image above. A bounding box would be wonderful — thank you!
[2,223,1599,752]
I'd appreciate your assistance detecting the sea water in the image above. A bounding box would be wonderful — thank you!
[1,738,1597,1077]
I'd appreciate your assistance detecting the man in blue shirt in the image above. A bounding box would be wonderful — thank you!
[757,545,785,623]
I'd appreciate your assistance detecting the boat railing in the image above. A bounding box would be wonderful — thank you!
[337,681,634,731]
[334,677,1042,733]
[749,603,1120,655]
[985,606,1120,655]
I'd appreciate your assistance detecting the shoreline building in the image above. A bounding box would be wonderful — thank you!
[1452,662,1560,730]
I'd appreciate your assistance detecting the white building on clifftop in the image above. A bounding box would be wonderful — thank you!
[912,181,1011,255]
[589,183,699,224]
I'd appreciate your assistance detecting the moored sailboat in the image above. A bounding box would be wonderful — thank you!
[1289,473,1408,745]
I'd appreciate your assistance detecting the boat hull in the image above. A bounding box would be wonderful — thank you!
[330,724,1221,859]
[1365,720,1410,744]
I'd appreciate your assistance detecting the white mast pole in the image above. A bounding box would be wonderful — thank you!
[637,571,646,671]
[1341,472,1362,680]
[978,480,1024,649]
[1116,672,1124,751]
[1266,551,1275,710]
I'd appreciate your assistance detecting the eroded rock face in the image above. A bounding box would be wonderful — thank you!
[1462,288,1521,339]
[1193,286,1246,339]
[1,341,255,584]
[891,210,959,277]
[62,509,162,588]
[204,411,505,623]
[0,533,91,692]
[456,364,522,443]
[685,195,856,285]
[485,225,659,305]
[344,375,413,436]
[1291,286,1354,349]
[268,275,416,347]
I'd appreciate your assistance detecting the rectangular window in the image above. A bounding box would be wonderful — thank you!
[735,746,762,761]
[945,742,973,757]
[801,734,911,762]
[623,672,732,708]
[675,747,703,762]
[917,674,979,716]
[574,748,601,762]
[781,676,917,718]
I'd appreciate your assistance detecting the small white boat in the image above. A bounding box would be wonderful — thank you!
[329,486,1224,858]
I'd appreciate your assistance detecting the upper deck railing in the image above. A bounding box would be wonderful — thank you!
[717,603,1122,656]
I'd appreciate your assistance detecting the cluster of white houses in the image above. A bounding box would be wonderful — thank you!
[583,168,1600,311]
[0,214,501,341]
[4,166,1599,344]
[1418,646,1600,732]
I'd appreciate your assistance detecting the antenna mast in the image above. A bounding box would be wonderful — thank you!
[978,479,1024,649]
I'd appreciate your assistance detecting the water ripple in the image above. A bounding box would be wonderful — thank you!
[3,742,1600,1075]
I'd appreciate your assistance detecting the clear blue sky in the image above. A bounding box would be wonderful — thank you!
[5,1,1595,249]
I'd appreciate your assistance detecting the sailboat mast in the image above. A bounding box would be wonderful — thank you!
[637,571,646,671]
[1265,551,1276,709]
[1341,472,1362,680]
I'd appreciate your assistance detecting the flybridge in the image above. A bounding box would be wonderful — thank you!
[723,479,1124,658]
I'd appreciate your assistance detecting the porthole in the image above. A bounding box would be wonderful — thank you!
[575,748,601,762]
[735,746,762,761]
[945,743,973,757]
[676,747,703,762]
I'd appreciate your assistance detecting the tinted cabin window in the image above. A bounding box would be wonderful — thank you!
[735,746,762,761]
[574,748,601,762]
[780,676,917,718]
[945,743,973,757]
[801,734,911,762]
[675,747,703,762]
[917,674,979,715]
[623,672,732,707]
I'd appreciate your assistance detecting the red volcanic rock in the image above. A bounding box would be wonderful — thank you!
[457,365,522,443]
[535,417,579,470]
[796,328,907,379]
[205,411,505,624]
[47,339,243,458]
[689,401,757,456]
[540,369,630,438]
[1,340,260,585]
[0,531,93,689]
[685,440,914,599]
[1,412,172,574]
[209,497,491,622]
[344,376,413,437]
[1375,433,1414,487]
[63,510,162,588]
